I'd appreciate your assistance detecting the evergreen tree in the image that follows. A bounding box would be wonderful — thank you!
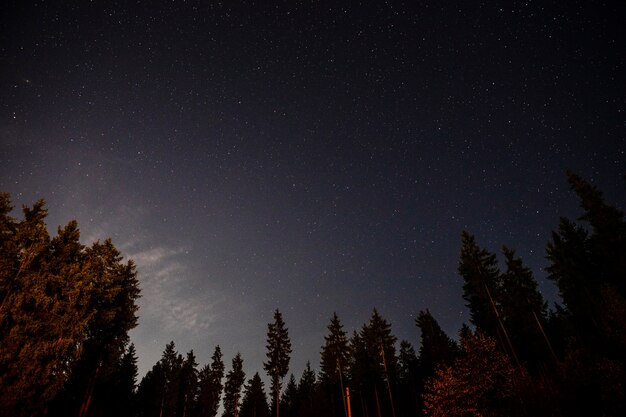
[349,309,398,417]
[223,353,245,417]
[178,350,199,417]
[296,362,317,416]
[319,312,350,417]
[264,309,292,417]
[240,373,270,417]
[279,374,298,417]
[458,231,502,337]
[500,246,551,369]
[0,195,140,417]
[136,361,166,417]
[396,340,419,417]
[320,313,350,384]
[423,331,519,417]
[116,343,139,417]
[415,309,458,378]
[136,342,184,417]
[195,346,225,417]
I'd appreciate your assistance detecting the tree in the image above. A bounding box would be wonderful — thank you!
[0,195,140,417]
[500,247,551,369]
[458,231,502,337]
[116,343,139,417]
[195,346,225,417]
[240,373,270,417]
[296,362,317,416]
[264,309,292,417]
[136,360,166,417]
[279,374,297,417]
[319,312,350,417]
[396,340,419,417]
[136,342,183,417]
[349,309,398,417]
[320,313,351,384]
[423,331,519,417]
[223,353,245,417]
[415,309,458,379]
[178,350,199,417]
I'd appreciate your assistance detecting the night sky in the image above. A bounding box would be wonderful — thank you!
[2,1,625,381]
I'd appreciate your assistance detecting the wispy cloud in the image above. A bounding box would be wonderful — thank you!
[129,245,221,335]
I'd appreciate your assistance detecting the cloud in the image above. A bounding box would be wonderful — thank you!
[129,245,221,335]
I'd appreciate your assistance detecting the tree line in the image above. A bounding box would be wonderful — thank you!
[1,171,625,416]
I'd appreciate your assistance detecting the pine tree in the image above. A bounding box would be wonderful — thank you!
[423,331,518,417]
[320,312,350,385]
[279,374,298,417]
[264,309,292,417]
[500,247,551,369]
[458,231,502,337]
[319,312,350,417]
[136,361,166,417]
[415,309,458,378]
[0,195,140,417]
[240,373,270,417]
[117,343,139,417]
[195,346,225,417]
[223,353,246,417]
[297,362,317,415]
[178,351,199,417]
[396,340,419,417]
[350,309,398,417]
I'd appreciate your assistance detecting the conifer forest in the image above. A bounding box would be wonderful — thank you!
[1,171,625,417]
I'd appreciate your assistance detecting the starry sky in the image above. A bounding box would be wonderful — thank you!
[1,1,625,381]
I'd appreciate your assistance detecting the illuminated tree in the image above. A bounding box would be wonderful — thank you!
[0,194,140,417]
[423,331,518,417]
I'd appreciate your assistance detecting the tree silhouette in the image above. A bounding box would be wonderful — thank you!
[264,309,291,417]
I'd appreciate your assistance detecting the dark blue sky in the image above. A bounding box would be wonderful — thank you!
[2,0,625,381]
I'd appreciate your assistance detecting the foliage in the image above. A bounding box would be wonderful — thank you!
[423,331,518,417]
[0,194,140,417]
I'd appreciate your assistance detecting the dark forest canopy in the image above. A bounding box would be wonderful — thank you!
[1,171,625,417]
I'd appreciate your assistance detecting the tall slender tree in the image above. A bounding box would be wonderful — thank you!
[195,346,225,417]
[223,353,245,417]
[458,231,502,338]
[415,309,458,378]
[500,247,551,368]
[264,309,292,417]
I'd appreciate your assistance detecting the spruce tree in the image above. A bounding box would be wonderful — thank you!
[279,374,298,417]
[0,195,140,417]
[297,362,317,415]
[500,247,551,369]
[415,309,458,378]
[458,231,502,337]
[195,345,225,417]
[223,353,245,417]
[240,373,270,417]
[178,351,199,417]
[264,309,292,417]
[319,312,350,385]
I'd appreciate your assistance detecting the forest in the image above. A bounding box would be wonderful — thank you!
[1,171,625,417]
